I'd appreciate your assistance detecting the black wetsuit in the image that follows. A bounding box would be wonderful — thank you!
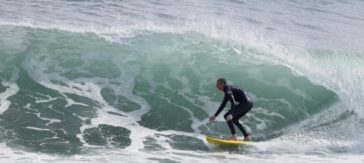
[214,85,253,137]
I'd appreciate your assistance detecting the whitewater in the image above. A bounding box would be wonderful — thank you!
[0,0,364,162]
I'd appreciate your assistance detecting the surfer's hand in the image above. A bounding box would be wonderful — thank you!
[209,115,216,122]
[226,115,233,121]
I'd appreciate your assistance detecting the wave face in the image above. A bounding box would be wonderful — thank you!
[1,0,364,162]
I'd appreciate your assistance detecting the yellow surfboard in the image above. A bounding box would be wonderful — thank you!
[205,136,252,145]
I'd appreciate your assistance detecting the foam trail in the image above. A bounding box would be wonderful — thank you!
[0,68,20,114]
[0,82,19,114]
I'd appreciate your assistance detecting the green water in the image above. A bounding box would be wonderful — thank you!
[0,27,338,155]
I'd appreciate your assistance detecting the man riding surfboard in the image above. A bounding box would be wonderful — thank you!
[209,78,253,141]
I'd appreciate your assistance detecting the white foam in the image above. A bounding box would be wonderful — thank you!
[25,127,50,131]
[0,141,363,163]
[0,81,19,114]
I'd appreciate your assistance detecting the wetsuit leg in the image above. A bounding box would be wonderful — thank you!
[231,102,253,137]
[224,112,236,135]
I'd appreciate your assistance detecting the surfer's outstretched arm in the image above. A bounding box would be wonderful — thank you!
[209,96,227,122]
[214,95,228,117]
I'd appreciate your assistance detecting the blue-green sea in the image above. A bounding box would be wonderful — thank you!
[0,0,364,162]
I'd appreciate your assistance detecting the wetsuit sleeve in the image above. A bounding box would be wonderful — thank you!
[225,88,236,113]
[214,95,228,116]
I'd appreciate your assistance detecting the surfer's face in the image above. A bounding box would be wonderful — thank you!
[216,80,225,91]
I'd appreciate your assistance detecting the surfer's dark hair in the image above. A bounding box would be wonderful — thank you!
[217,78,227,85]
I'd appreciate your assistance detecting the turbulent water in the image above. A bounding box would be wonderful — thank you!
[0,0,364,162]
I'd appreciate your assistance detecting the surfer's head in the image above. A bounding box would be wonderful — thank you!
[216,78,227,91]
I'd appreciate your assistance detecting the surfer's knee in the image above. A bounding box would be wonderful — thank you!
[232,118,240,124]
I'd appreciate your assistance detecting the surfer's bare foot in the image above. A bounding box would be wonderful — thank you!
[243,135,252,141]
[229,134,238,140]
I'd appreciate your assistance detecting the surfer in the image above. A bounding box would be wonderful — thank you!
[209,78,253,141]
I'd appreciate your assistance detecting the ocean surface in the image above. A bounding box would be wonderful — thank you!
[0,0,364,162]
